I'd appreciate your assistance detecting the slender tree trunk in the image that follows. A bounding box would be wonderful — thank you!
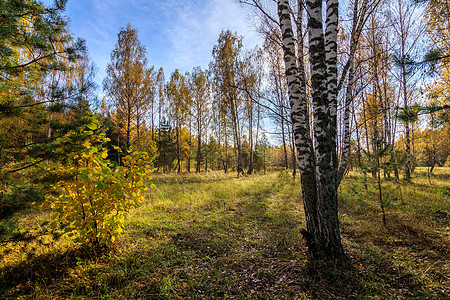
[255,100,261,173]
[224,132,228,173]
[404,97,411,180]
[353,100,367,190]
[196,119,202,173]
[382,65,399,180]
[117,123,121,165]
[176,125,181,173]
[362,92,375,178]
[247,109,254,175]
[400,2,411,181]
[411,122,416,172]
[151,97,155,142]
[337,0,365,186]
[230,95,243,177]
[263,144,266,175]
[136,113,140,148]
[187,119,192,173]
[281,112,289,169]
[205,129,208,172]
[377,154,386,226]
[126,103,131,151]
[391,98,400,179]
[337,59,354,186]
[430,122,437,174]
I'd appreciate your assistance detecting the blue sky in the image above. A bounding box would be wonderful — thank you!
[45,0,262,86]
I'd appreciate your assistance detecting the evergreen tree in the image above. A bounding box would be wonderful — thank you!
[0,0,87,180]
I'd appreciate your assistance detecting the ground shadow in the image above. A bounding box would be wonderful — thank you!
[2,175,448,299]
[0,247,104,298]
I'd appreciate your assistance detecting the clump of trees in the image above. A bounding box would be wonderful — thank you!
[1,0,93,217]
[239,0,449,257]
[0,1,153,249]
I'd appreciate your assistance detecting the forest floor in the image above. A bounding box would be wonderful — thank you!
[1,168,449,299]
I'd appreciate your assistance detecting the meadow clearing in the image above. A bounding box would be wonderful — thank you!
[1,168,449,299]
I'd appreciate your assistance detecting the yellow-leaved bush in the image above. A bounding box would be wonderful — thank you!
[43,116,154,248]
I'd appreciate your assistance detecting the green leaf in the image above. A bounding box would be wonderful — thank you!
[87,123,98,130]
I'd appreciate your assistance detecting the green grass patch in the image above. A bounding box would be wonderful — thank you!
[1,169,449,298]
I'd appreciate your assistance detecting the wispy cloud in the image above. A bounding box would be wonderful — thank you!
[163,0,261,72]
[61,0,262,84]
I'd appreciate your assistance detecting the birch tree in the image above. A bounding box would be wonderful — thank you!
[389,0,424,180]
[336,0,382,185]
[211,30,246,176]
[103,24,152,152]
[240,48,263,174]
[264,33,291,170]
[277,0,344,258]
[166,70,190,173]
[191,67,210,173]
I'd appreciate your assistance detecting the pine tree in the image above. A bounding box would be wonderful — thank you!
[0,0,87,178]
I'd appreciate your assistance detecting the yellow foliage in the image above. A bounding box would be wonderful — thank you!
[43,119,154,248]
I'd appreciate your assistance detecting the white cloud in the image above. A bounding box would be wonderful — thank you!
[63,0,262,85]
[162,0,263,73]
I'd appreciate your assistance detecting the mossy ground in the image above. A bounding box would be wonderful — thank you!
[1,168,449,299]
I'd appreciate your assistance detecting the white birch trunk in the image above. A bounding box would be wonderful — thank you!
[278,0,343,258]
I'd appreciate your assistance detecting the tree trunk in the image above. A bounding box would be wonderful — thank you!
[353,100,367,190]
[187,119,192,173]
[126,103,131,152]
[400,6,411,181]
[151,96,155,142]
[281,112,289,169]
[404,108,411,180]
[337,60,354,186]
[117,123,121,165]
[224,133,228,173]
[136,113,140,148]
[176,126,181,173]
[206,149,209,171]
[247,109,254,175]
[231,97,243,177]
[337,0,365,186]
[196,120,202,173]
[278,0,344,259]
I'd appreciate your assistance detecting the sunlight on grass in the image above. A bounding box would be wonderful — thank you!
[1,169,449,298]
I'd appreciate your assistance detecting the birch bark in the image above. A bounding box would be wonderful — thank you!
[278,0,343,258]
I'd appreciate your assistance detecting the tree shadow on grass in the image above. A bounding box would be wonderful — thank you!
[130,182,375,299]
[0,247,104,298]
[340,199,449,298]
[138,178,449,299]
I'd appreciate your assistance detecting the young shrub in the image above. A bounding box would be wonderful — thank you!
[43,116,153,248]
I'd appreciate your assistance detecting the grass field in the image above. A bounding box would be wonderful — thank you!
[1,168,449,299]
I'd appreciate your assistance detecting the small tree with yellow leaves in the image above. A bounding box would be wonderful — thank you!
[44,115,153,248]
